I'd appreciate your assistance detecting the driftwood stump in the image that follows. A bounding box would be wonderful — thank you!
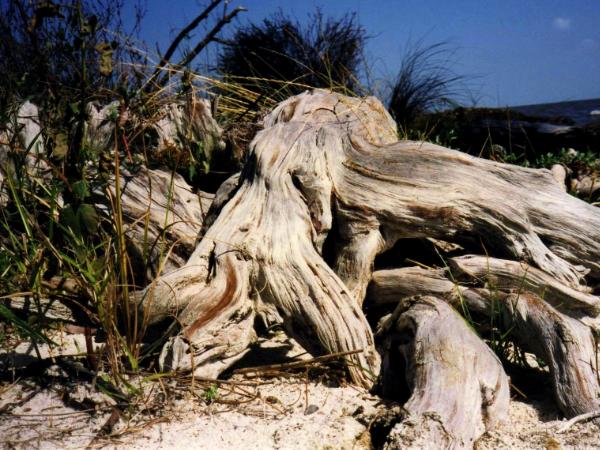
[137,90,600,445]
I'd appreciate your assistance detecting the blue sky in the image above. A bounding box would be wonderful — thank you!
[129,0,600,107]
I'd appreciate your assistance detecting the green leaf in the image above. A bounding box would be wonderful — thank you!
[120,340,139,373]
[0,304,54,345]
[68,102,80,115]
[72,180,90,201]
[77,203,98,233]
[61,205,80,235]
[141,372,174,382]
[60,203,98,236]
[90,256,106,276]
[188,163,197,181]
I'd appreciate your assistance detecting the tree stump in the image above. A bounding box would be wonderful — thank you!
[137,90,600,443]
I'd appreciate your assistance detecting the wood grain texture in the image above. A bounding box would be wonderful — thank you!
[377,296,509,449]
[113,165,213,280]
[138,89,600,402]
[368,258,600,417]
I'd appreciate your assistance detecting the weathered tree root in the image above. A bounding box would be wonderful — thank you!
[368,255,600,321]
[367,257,600,417]
[113,165,213,280]
[7,90,600,447]
[501,291,600,417]
[137,89,600,400]
[377,296,509,449]
[447,255,600,316]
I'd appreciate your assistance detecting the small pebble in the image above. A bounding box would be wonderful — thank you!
[304,404,319,415]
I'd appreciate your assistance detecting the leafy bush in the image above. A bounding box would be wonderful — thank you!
[536,148,600,171]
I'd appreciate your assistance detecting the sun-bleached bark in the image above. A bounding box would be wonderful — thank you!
[135,90,600,437]
[377,296,509,449]
[367,256,600,418]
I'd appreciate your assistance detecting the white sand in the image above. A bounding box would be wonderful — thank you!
[2,331,600,449]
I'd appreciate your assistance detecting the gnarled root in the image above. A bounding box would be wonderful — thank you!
[377,296,509,449]
[136,90,600,397]
[368,256,600,417]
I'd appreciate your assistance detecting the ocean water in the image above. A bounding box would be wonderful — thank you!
[511,98,600,127]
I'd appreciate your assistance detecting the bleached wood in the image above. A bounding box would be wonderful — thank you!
[333,139,600,290]
[139,89,600,394]
[150,96,225,158]
[550,164,568,191]
[368,255,600,319]
[1,102,48,206]
[112,165,213,280]
[557,409,600,433]
[140,93,398,387]
[378,296,509,449]
[84,96,222,281]
[502,291,600,417]
[368,259,600,417]
[447,255,600,316]
[4,296,83,325]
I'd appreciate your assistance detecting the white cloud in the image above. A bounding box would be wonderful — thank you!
[553,17,571,31]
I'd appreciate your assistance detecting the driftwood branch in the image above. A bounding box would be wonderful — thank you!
[557,409,600,433]
[145,0,223,90]
[3,296,88,325]
[154,5,247,89]
[368,255,600,321]
[175,7,247,70]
